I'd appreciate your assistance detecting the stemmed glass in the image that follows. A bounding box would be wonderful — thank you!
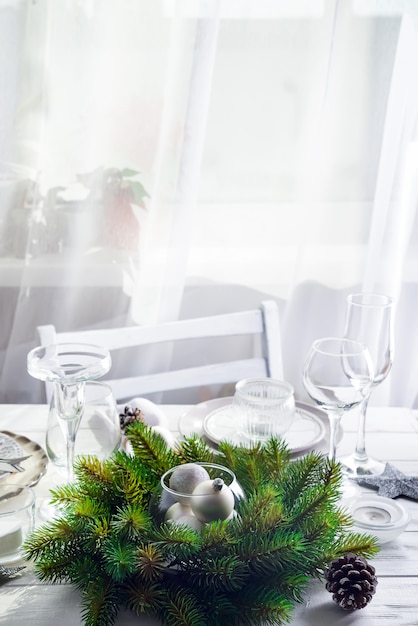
[46,381,121,476]
[27,343,111,517]
[340,293,394,476]
[303,337,374,462]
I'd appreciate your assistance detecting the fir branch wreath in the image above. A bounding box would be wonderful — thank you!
[24,421,379,626]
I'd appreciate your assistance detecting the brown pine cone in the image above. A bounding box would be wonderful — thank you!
[119,405,144,433]
[325,553,378,611]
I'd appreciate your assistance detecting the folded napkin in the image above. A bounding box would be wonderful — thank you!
[351,463,418,500]
[122,397,169,429]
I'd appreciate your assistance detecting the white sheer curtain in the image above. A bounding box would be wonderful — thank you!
[1,0,418,406]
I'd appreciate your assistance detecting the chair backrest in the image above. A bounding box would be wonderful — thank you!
[37,300,283,404]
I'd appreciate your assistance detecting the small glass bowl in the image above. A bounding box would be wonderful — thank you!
[347,494,410,544]
[233,378,295,441]
[150,462,245,528]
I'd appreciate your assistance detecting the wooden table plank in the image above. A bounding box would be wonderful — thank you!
[292,577,418,625]
[2,577,417,625]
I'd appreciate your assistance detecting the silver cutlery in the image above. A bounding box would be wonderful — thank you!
[0,454,32,473]
[0,455,31,465]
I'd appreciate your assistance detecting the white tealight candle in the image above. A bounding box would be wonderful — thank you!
[347,494,410,545]
[353,506,392,526]
[0,518,23,557]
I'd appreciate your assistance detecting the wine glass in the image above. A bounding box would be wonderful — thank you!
[340,293,394,476]
[27,343,111,518]
[302,337,374,461]
[46,381,121,475]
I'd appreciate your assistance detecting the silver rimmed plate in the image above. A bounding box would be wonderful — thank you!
[0,431,48,487]
[178,397,340,456]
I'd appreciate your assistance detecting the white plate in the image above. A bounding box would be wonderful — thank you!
[202,404,325,453]
[179,397,340,456]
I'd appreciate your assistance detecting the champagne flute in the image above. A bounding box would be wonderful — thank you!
[303,338,374,461]
[341,293,394,476]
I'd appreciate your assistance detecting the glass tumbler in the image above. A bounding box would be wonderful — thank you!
[0,484,36,563]
[233,378,295,442]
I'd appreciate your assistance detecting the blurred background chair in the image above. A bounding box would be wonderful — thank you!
[37,299,283,405]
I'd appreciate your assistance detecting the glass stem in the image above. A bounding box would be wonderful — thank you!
[54,382,85,483]
[63,419,79,483]
[328,412,342,461]
[353,394,370,464]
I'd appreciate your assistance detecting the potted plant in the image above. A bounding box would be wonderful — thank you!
[77,166,149,250]
[42,167,149,252]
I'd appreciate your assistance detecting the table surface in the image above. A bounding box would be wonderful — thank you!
[0,403,417,625]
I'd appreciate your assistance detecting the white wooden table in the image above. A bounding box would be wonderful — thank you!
[0,403,417,625]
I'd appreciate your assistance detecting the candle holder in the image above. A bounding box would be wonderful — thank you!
[150,462,245,528]
[0,484,35,563]
[346,494,409,544]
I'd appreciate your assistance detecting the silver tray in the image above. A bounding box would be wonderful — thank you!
[0,431,48,487]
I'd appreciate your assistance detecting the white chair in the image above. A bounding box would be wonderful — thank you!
[37,300,283,404]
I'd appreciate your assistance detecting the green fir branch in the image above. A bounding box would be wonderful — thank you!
[123,577,166,616]
[260,437,291,474]
[80,578,120,626]
[48,482,85,506]
[125,420,178,475]
[70,497,111,521]
[32,550,80,584]
[278,452,339,505]
[109,451,157,508]
[176,435,215,464]
[218,437,289,493]
[23,515,84,560]
[180,554,249,593]
[66,556,107,591]
[136,543,167,581]
[239,530,307,577]
[24,429,379,626]
[200,518,234,549]
[272,571,310,604]
[194,595,237,626]
[110,503,151,540]
[324,532,380,564]
[163,583,208,626]
[235,483,284,533]
[232,585,294,626]
[150,522,202,563]
[102,535,138,581]
[73,455,115,485]
[218,443,266,494]
[87,516,112,543]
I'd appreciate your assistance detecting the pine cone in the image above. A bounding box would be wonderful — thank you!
[119,405,144,433]
[325,553,378,611]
